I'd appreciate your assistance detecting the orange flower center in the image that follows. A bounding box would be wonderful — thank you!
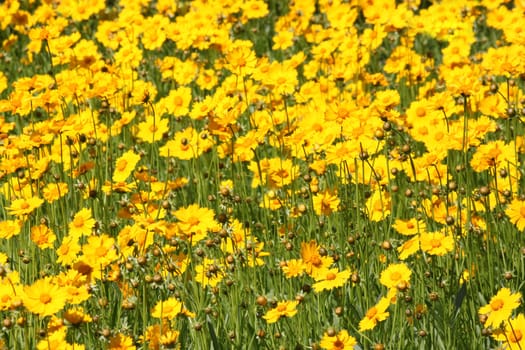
[509,330,523,343]
[520,206,525,218]
[434,131,444,141]
[116,159,128,171]
[490,298,504,311]
[21,202,30,210]
[406,222,414,229]
[417,126,428,136]
[416,107,426,117]
[430,238,442,248]
[322,198,333,208]
[311,255,322,267]
[174,96,183,106]
[236,57,246,68]
[73,216,85,228]
[96,246,108,257]
[326,272,337,281]
[187,217,200,226]
[366,306,378,319]
[390,271,401,281]
[277,304,287,312]
[277,77,287,85]
[59,245,70,255]
[40,293,52,304]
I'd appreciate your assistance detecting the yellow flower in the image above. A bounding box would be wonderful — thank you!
[109,333,136,350]
[135,115,169,143]
[420,231,454,256]
[140,322,169,350]
[281,259,305,279]
[113,150,141,183]
[249,157,299,189]
[392,218,426,236]
[319,329,357,350]
[358,295,391,331]
[241,0,269,20]
[470,140,515,173]
[30,224,56,249]
[361,0,396,24]
[159,127,213,160]
[158,86,192,117]
[141,16,168,51]
[397,236,420,260]
[42,182,69,203]
[6,196,44,217]
[479,287,521,329]
[173,204,218,244]
[0,220,22,239]
[0,71,7,94]
[224,43,257,76]
[272,30,294,51]
[81,234,118,270]
[505,199,525,231]
[151,297,195,319]
[0,274,23,311]
[194,258,225,288]
[379,263,412,290]
[117,224,155,258]
[56,235,81,266]
[56,270,91,305]
[36,327,85,350]
[313,190,340,216]
[196,69,218,91]
[365,189,391,221]
[160,330,180,348]
[493,313,525,350]
[57,0,105,21]
[68,208,95,238]
[63,307,92,325]
[312,268,351,293]
[23,277,68,317]
[266,62,298,95]
[442,65,481,97]
[300,240,334,278]
[263,300,299,323]
[260,191,283,210]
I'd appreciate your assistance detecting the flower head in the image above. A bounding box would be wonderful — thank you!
[23,277,68,317]
[68,208,95,238]
[420,231,454,256]
[493,313,525,350]
[359,295,391,331]
[505,199,525,231]
[6,196,44,217]
[320,329,357,350]
[479,287,521,329]
[151,297,195,319]
[263,300,299,323]
[379,263,412,290]
[312,268,351,293]
[113,150,141,183]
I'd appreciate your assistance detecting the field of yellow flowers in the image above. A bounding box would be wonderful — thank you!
[1,0,525,349]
